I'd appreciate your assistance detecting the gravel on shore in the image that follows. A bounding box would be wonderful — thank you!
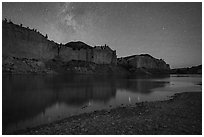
[11,92,202,135]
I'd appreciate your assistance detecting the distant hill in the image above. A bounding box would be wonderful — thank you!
[64,41,93,50]
[171,65,202,74]
[123,54,155,60]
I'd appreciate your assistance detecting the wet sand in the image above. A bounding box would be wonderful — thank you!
[10,92,202,135]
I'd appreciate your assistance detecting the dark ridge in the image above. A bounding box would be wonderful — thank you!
[171,65,202,74]
[172,65,202,70]
[139,54,154,58]
[190,65,202,69]
[120,55,137,60]
[64,41,93,50]
[120,54,154,60]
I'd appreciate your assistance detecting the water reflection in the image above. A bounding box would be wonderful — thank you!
[3,74,170,133]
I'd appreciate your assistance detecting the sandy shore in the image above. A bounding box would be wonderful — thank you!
[10,92,201,135]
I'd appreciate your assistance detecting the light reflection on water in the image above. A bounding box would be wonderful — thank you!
[2,74,201,133]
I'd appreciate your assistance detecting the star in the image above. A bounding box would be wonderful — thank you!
[162,26,166,30]
[44,8,49,13]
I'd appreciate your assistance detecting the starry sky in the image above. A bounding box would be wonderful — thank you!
[2,2,202,68]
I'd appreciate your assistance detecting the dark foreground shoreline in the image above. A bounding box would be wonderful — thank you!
[8,92,202,135]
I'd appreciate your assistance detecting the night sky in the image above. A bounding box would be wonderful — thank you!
[2,2,202,68]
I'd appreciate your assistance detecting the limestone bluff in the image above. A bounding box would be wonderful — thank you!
[2,19,170,75]
[2,19,116,64]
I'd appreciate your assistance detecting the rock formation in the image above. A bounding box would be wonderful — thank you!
[2,20,170,74]
[2,20,117,66]
[117,54,170,74]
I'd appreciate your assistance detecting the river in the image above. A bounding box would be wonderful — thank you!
[2,74,202,133]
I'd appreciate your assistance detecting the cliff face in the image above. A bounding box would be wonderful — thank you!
[61,42,117,65]
[118,54,170,74]
[92,46,117,65]
[2,20,58,60]
[2,20,117,65]
[2,21,118,74]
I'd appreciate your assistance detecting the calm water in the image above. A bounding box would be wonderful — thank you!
[2,74,202,133]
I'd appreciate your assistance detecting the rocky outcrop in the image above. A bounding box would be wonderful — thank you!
[2,20,58,60]
[171,65,202,74]
[61,42,117,65]
[117,54,170,74]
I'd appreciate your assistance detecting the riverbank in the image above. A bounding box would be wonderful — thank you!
[10,92,202,135]
[2,56,130,75]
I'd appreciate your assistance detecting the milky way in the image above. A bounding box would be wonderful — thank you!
[2,2,202,68]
